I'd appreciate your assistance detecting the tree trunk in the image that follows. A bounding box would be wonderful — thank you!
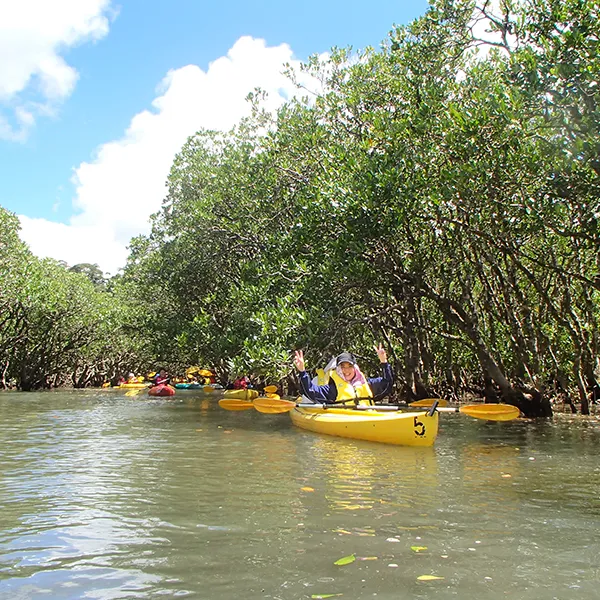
[419,280,552,417]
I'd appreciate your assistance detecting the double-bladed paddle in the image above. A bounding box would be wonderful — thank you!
[218,394,521,422]
[250,397,521,421]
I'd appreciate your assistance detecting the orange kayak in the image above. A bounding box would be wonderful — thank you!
[148,385,175,397]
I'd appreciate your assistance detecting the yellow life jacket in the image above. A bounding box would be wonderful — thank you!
[328,370,374,406]
[316,368,329,385]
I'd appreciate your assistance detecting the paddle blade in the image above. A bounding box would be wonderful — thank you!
[459,404,521,421]
[410,398,448,408]
[253,397,297,414]
[218,399,254,411]
[223,389,259,401]
[125,389,141,397]
[264,385,278,394]
[203,386,215,394]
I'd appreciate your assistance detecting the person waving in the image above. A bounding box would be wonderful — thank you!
[293,344,393,406]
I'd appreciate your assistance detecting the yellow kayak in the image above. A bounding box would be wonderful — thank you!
[223,389,259,401]
[289,406,438,447]
[118,382,148,389]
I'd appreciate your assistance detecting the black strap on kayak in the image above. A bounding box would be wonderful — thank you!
[306,400,351,410]
[320,397,368,410]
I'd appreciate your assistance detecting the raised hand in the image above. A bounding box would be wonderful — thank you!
[374,343,387,363]
[293,349,305,372]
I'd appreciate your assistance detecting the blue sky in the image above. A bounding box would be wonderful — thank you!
[0,0,428,273]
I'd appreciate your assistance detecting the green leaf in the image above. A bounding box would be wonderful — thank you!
[311,595,343,599]
[334,554,356,566]
[411,546,428,552]
[417,575,444,581]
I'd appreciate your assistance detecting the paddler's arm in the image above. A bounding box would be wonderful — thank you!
[368,343,394,401]
[297,370,338,403]
[294,349,337,403]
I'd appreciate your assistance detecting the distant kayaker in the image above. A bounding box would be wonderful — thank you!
[293,344,393,405]
[111,374,126,387]
[233,375,250,390]
[151,368,171,387]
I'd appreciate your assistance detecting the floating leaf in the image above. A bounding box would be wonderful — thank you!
[334,554,356,566]
[301,486,315,492]
[311,595,343,599]
[333,529,353,535]
[417,575,444,581]
[411,546,428,553]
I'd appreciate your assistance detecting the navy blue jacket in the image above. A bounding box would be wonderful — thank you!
[298,363,393,404]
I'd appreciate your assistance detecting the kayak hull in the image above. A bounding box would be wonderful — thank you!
[289,407,438,446]
[119,383,148,389]
[148,384,176,397]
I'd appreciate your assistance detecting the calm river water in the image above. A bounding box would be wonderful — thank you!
[0,390,599,599]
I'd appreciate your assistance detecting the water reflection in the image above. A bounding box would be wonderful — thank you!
[304,437,439,514]
[0,396,186,597]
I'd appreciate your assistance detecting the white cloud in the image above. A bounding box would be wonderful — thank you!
[19,216,128,274]
[0,0,114,140]
[18,36,321,275]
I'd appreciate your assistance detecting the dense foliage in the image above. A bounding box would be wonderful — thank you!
[0,207,152,389]
[121,0,600,416]
[2,0,599,416]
